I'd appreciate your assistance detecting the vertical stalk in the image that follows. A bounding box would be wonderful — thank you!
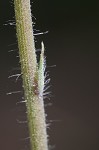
[14,0,48,150]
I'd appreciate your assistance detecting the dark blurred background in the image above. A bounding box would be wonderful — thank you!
[0,0,99,150]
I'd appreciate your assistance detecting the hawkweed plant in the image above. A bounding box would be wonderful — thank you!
[14,0,49,149]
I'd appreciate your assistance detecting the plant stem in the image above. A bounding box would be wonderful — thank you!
[14,0,48,150]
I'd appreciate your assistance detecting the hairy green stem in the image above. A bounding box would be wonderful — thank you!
[14,0,48,150]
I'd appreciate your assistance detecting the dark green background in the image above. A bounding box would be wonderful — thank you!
[0,0,99,150]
